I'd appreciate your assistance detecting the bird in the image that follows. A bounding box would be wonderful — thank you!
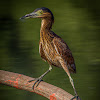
[20,7,80,100]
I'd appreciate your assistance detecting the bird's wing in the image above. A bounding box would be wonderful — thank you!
[53,37,71,57]
[53,37,76,73]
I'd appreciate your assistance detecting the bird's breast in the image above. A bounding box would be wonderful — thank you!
[39,39,62,68]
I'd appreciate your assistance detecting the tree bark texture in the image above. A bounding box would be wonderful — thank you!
[0,70,76,100]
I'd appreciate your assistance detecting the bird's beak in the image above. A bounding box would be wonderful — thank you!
[20,12,38,19]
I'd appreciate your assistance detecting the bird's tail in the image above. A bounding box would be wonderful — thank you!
[67,63,76,74]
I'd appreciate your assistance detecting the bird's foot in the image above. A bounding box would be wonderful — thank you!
[71,95,81,100]
[28,68,51,89]
[28,77,43,89]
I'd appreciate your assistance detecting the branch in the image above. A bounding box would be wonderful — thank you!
[0,70,76,100]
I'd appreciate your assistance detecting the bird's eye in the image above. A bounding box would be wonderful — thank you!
[40,10,43,14]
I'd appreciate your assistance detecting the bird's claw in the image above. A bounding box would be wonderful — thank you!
[71,95,81,100]
[28,77,43,89]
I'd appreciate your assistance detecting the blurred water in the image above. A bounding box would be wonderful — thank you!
[0,0,100,100]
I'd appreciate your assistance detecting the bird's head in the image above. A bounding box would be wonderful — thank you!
[20,7,54,22]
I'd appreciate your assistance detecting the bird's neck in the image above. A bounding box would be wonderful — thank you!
[40,18,53,32]
[40,18,54,41]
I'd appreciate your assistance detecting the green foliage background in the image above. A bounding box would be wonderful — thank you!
[0,0,100,100]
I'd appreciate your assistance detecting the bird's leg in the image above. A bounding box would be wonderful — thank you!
[69,76,77,96]
[28,65,52,89]
[67,73,81,100]
[69,76,79,100]
[59,58,80,100]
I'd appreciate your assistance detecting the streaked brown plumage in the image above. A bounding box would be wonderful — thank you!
[40,21,76,72]
[20,7,80,100]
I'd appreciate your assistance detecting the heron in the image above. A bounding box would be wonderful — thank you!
[20,7,80,100]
